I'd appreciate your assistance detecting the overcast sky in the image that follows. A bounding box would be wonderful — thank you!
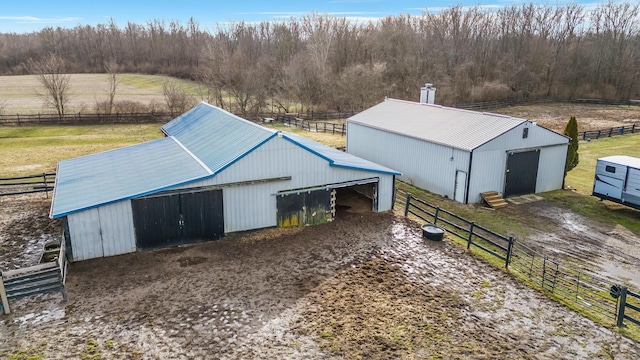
[0,0,615,33]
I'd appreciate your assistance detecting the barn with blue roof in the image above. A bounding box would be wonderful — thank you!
[50,102,400,261]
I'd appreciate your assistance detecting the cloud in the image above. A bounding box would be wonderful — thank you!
[0,16,81,24]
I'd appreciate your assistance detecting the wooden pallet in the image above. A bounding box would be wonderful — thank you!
[480,191,508,209]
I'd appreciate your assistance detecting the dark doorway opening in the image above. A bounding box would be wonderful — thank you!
[334,184,375,217]
[504,150,540,197]
[132,189,224,250]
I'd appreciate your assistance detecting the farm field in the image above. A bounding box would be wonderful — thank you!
[0,74,206,114]
[1,195,639,359]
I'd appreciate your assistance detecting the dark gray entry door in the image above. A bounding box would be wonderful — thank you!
[132,189,224,249]
[504,150,540,197]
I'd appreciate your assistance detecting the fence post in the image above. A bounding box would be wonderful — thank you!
[467,222,475,249]
[434,207,440,224]
[617,286,628,327]
[633,124,636,134]
[43,173,49,198]
[404,194,412,216]
[582,131,586,140]
[505,237,514,268]
[542,256,547,290]
[0,273,10,314]
[597,130,601,139]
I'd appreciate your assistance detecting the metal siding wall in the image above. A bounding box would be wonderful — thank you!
[536,145,566,193]
[175,137,395,232]
[467,150,507,203]
[476,122,568,151]
[67,208,103,261]
[223,183,276,232]
[98,200,137,257]
[348,122,470,200]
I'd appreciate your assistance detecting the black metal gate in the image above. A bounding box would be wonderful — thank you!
[132,189,224,249]
[504,150,540,197]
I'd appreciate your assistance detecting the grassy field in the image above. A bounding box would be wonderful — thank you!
[0,125,164,176]
[0,74,206,114]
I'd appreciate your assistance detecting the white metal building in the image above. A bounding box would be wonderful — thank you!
[50,102,400,261]
[347,98,569,204]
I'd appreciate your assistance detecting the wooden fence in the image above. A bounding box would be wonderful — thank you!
[454,97,640,111]
[395,189,638,328]
[0,237,67,314]
[274,114,346,136]
[0,110,357,127]
[0,112,173,126]
[581,124,638,140]
[0,173,56,197]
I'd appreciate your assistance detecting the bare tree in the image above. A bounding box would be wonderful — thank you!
[26,53,72,118]
[162,80,196,115]
[104,59,121,114]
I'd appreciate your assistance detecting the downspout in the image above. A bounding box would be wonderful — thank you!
[464,150,473,204]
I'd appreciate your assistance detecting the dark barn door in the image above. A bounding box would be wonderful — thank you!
[277,189,332,227]
[132,190,224,250]
[504,150,540,197]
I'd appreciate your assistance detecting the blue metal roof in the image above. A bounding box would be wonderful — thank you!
[51,102,399,218]
[162,102,277,174]
[282,132,401,176]
[50,137,210,218]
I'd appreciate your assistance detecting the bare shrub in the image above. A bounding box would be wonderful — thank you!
[162,81,196,116]
[470,82,513,102]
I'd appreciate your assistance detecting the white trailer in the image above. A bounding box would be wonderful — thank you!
[592,155,640,209]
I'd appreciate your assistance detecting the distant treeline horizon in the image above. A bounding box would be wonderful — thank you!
[0,2,638,114]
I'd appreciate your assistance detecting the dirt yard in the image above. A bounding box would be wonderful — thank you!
[1,194,639,359]
[493,103,640,133]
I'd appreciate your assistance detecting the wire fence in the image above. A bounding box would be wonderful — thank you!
[395,188,638,329]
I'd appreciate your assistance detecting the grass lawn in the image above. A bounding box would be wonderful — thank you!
[565,133,640,195]
[0,125,164,177]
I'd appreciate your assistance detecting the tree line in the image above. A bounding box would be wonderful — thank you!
[0,1,639,116]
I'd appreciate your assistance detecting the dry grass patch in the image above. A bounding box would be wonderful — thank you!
[492,103,640,133]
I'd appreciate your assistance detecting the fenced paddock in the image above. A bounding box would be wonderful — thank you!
[274,114,346,136]
[0,237,67,314]
[0,173,55,197]
[395,188,638,329]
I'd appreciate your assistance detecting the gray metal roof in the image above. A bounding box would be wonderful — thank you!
[599,155,640,169]
[50,137,210,218]
[162,103,277,173]
[283,132,401,175]
[348,98,530,151]
[51,102,398,218]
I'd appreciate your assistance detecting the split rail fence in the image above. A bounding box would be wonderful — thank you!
[395,189,639,329]
[0,238,68,314]
[0,173,55,197]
